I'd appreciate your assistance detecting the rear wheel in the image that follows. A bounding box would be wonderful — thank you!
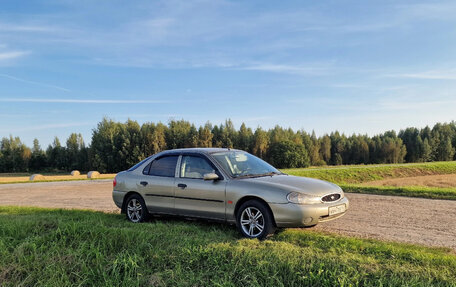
[125,194,149,223]
[236,200,275,239]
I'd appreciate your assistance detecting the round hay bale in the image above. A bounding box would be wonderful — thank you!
[30,174,45,181]
[71,170,80,176]
[87,171,100,179]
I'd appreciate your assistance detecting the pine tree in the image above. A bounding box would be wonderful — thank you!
[252,128,269,159]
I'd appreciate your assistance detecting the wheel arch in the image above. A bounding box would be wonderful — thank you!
[121,191,144,214]
[234,196,277,227]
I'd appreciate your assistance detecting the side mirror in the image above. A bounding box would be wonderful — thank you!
[203,173,219,181]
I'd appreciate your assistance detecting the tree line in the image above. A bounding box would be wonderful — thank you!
[1,118,455,173]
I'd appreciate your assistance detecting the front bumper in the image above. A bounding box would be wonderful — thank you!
[269,196,349,227]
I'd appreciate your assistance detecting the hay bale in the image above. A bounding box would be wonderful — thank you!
[71,170,80,176]
[87,171,100,179]
[30,174,45,181]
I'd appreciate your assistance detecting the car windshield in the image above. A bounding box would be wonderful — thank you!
[211,151,281,178]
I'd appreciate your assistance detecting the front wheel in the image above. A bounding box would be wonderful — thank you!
[125,194,150,223]
[236,200,275,239]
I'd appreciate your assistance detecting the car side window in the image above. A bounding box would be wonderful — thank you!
[146,156,178,177]
[180,156,215,179]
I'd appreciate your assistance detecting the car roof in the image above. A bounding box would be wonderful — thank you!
[158,147,241,155]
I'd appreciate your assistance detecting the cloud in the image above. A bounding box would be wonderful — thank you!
[397,2,456,21]
[385,70,456,80]
[0,23,55,32]
[335,23,396,33]
[239,64,329,76]
[0,122,93,133]
[0,74,71,92]
[379,98,456,111]
[0,98,172,104]
[0,51,29,61]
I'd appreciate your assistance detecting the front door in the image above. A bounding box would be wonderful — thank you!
[174,155,226,220]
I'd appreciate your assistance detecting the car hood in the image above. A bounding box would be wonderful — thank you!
[241,174,342,197]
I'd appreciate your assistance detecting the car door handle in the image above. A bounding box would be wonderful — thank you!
[140,181,148,186]
[177,183,187,189]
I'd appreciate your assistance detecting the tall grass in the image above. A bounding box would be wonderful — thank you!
[0,207,455,286]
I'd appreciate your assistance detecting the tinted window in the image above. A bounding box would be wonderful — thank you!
[180,156,215,179]
[148,156,178,177]
[142,162,152,175]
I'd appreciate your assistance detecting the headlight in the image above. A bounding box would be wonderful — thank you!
[287,192,321,205]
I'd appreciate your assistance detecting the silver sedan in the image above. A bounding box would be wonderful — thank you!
[113,148,348,239]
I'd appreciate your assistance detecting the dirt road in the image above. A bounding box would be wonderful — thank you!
[0,180,455,250]
[0,180,119,212]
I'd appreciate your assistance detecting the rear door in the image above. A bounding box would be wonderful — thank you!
[139,155,178,214]
[174,154,227,220]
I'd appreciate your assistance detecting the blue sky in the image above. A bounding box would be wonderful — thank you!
[1,0,456,147]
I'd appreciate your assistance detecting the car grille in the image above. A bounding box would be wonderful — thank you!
[321,193,341,202]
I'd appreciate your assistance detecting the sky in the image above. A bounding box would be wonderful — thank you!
[1,0,456,147]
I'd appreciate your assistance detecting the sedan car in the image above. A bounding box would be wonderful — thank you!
[113,148,348,239]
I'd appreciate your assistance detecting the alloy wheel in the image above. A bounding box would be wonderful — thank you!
[240,207,265,237]
[127,198,143,222]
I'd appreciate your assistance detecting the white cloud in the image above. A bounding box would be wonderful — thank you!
[379,98,456,111]
[397,2,456,21]
[385,69,456,80]
[0,98,172,104]
[0,51,29,61]
[0,74,71,92]
[0,122,93,133]
[239,64,329,76]
[0,23,55,32]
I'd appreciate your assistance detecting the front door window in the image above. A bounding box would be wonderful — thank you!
[180,156,215,179]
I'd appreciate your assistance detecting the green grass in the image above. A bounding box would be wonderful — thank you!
[1,206,455,286]
[283,161,456,184]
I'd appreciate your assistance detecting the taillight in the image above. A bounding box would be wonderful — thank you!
[113,177,117,188]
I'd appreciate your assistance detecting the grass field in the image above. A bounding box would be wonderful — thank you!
[0,206,455,287]
[283,161,456,184]
[284,161,456,200]
[0,173,116,184]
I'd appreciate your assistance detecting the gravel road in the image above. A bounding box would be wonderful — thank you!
[0,180,455,250]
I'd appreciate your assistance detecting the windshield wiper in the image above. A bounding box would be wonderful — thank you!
[257,171,282,177]
[235,171,281,179]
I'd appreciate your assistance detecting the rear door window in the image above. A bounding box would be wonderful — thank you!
[147,156,178,177]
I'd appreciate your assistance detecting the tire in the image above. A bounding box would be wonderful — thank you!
[125,194,150,223]
[236,200,276,239]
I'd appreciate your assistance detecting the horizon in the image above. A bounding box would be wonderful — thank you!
[2,1,456,147]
